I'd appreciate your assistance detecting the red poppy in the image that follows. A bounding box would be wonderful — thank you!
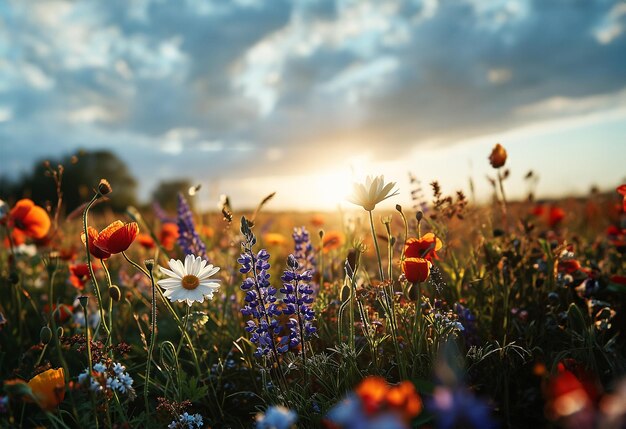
[43,304,74,324]
[81,227,112,260]
[92,220,139,255]
[531,204,545,217]
[557,259,581,274]
[548,207,565,228]
[402,258,431,283]
[610,275,626,286]
[617,184,626,212]
[160,223,179,251]
[137,233,155,249]
[404,233,443,261]
[3,228,26,248]
[8,199,51,239]
[69,263,94,290]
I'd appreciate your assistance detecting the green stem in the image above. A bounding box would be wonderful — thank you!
[144,266,158,413]
[82,194,110,340]
[368,210,385,282]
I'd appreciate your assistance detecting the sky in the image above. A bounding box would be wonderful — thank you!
[0,0,625,211]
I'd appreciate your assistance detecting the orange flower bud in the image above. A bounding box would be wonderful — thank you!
[488,143,507,168]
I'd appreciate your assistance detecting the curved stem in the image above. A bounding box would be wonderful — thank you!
[82,194,110,339]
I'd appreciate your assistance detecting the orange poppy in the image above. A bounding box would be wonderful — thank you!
[92,221,139,255]
[488,143,507,168]
[548,207,565,228]
[355,376,388,415]
[404,232,442,261]
[201,225,215,239]
[9,199,51,239]
[386,381,422,420]
[27,368,66,411]
[137,233,155,249]
[617,184,626,212]
[264,232,287,246]
[160,223,179,251]
[322,231,344,252]
[402,258,431,283]
[310,214,325,228]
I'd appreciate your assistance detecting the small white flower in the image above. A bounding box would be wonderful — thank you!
[347,175,399,211]
[158,254,221,307]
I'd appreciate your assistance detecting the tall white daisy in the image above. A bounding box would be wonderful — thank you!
[157,254,221,306]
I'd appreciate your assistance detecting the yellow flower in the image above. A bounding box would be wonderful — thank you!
[27,368,66,411]
[348,175,399,211]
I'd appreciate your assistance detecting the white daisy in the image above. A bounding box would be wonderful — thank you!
[157,254,221,306]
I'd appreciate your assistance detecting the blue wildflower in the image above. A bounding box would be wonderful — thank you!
[168,412,204,429]
[256,405,298,429]
[427,386,497,429]
[153,201,177,224]
[177,193,208,260]
[454,303,479,346]
[239,217,285,358]
[280,254,316,351]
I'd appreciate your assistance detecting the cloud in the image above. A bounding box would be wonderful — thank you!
[1,0,625,203]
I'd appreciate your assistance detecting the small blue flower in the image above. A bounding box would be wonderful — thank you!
[256,405,297,429]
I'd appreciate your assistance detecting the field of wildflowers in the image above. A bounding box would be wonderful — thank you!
[1,144,625,428]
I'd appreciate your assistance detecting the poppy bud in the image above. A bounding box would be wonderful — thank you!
[97,179,112,196]
[488,143,507,168]
[415,211,423,222]
[78,295,89,309]
[40,326,52,344]
[144,259,155,272]
[109,285,121,302]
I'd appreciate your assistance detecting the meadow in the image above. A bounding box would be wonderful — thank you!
[1,144,625,428]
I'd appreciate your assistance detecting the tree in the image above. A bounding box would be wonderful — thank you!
[0,149,138,213]
[152,179,194,212]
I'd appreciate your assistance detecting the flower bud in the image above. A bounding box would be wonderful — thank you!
[415,211,423,222]
[97,179,112,196]
[488,143,507,168]
[78,295,89,309]
[109,285,122,302]
[144,259,155,272]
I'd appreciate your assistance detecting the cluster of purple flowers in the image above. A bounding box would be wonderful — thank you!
[239,217,284,358]
[292,227,316,277]
[281,254,316,350]
[177,193,208,260]
[239,219,318,359]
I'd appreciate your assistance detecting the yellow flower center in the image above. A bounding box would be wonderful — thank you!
[181,275,200,290]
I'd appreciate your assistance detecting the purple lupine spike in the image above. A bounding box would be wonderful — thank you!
[280,253,317,352]
[292,227,317,293]
[177,193,208,261]
[152,201,177,224]
[239,217,286,359]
